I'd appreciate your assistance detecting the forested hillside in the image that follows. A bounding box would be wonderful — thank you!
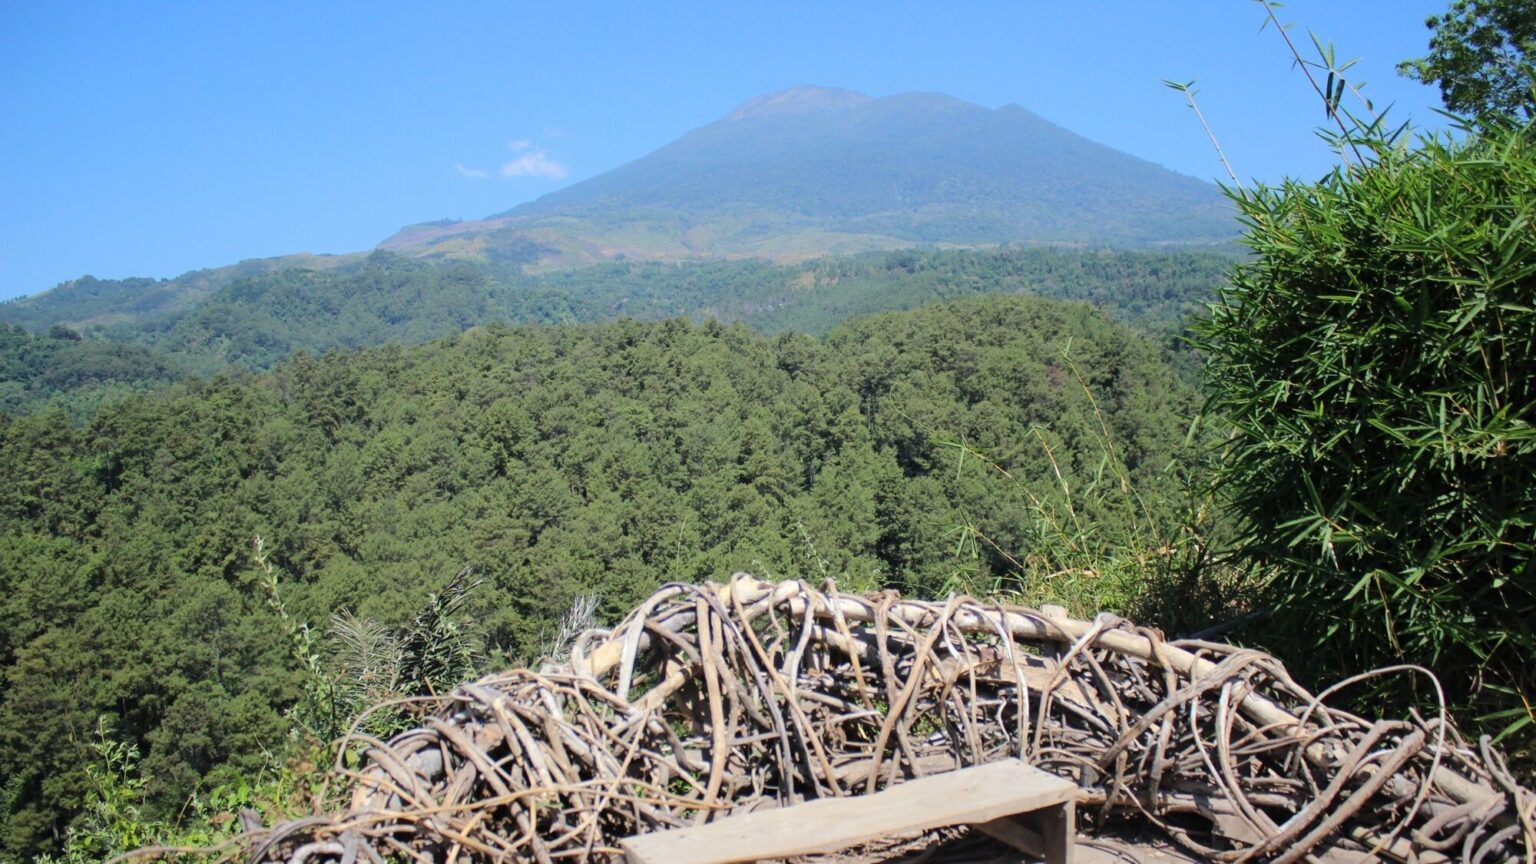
[0,295,1200,855]
[0,247,1233,393]
[0,324,182,418]
[0,254,362,334]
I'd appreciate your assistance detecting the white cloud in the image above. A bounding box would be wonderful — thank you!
[501,150,568,180]
[454,163,490,179]
[509,138,533,152]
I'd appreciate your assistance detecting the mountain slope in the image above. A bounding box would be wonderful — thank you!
[0,247,1232,376]
[383,86,1236,264]
[0,323,183,416]
[0,252,364,333]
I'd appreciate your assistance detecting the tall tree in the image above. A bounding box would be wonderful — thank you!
[1400,0,1536,121]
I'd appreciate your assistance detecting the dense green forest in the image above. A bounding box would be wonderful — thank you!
[0,296,1203,856]
[0,324,182,419]
[0,247,1232,402]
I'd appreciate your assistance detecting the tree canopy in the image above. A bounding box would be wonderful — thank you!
[1400,0,1536,121]
[0,295,1202,857]
[0,247,1232,416]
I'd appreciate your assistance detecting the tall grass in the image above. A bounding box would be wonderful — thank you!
[934,346,1254,636]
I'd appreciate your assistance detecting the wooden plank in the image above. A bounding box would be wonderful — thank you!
[621,760,1076,864]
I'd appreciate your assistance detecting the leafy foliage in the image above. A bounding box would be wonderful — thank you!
[25,716,332,864]
[1400,0,1536,122]
[395,567,484,698]
[128,254,546,374]
[35,719,163,864]
[1194,122,1536,743]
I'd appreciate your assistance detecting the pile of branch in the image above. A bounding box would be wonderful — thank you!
[245,575,1535,863]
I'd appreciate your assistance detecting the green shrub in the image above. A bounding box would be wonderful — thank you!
[1195,122,1536,743]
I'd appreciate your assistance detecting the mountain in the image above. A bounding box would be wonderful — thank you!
[2,87,1237,336]
[382,86,1236,265]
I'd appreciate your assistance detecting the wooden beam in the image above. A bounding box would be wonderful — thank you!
[621,760,1076,864]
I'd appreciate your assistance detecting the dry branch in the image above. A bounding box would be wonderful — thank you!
[231,575,1534,864]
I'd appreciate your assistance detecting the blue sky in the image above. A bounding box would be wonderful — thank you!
[0,1,1447,301]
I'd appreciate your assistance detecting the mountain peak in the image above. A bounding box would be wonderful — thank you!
[390,85,1236,264]
[724,85,874,121]
[877,91,981,112]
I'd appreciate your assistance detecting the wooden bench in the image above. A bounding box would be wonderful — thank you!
[621,759,1077,864]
